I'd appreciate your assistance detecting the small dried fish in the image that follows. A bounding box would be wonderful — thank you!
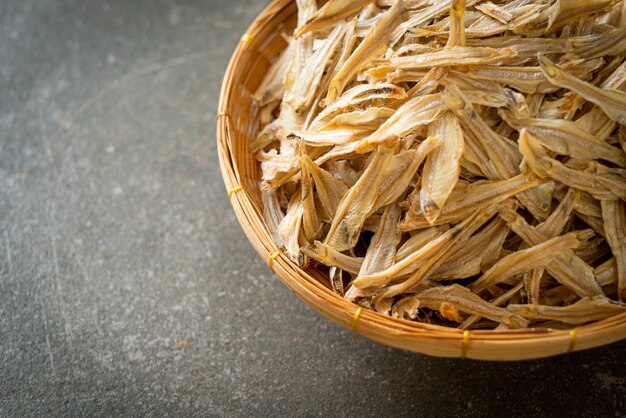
[391,0,482,44]
[498,207,603,298]
[357,203,401,278]
[475,2,513,24]
[536,188,578,239]
[301,241,363,274]
[557,189,601,217]
[380,206,501,299]
[323,160,358,187]
[262,185,285,248]
[432,216,509,279]
[539,55,626,124]
[502,115,626,167]
[312,83,407,127]
[289,127,372,147]
[321,107,396,130]
[461,281,525,329]
[355,94,445,153]
[546,0,619,33]
[519,130,626,201]
[375,47,517,70]
[467,34,596,57]
[326,0,404,103]
[465,65,558,94]
[250,119,281,154]
[474,2,548,37]
[445,87,552,222]
[417,285,528,328]
[301,155,349,222]
[595,258,617,287]
[328,266,344,296]
[278,189,305,265]
[259,150,300,187]
[577,24,626,58]
[391,295,420,320]
[375,135,441,210]
[508,296,626,325]
[254,43,293,106]
[396,226,448,261]
[420,112,464,224]
[575,236,609,264]
[601,200,626,301]
[444,84,521,179]
[555,161,626,201]
[294,0,371,37]
[300,153,323,242]
[471,232,584,292]
[287,23,347,113]
[353,224,451,288]
[325,142,395,251]
[447,0,466,48]
[401,174,540,230]
[444,75,512,108]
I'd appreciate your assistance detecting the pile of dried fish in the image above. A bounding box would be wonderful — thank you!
[252,0,626,330]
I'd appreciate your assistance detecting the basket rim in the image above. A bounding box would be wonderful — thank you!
[216,0,626,360]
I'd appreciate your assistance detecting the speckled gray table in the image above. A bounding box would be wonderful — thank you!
[1,1,625,416]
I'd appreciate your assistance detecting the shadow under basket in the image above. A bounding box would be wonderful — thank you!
[216,0,626,361]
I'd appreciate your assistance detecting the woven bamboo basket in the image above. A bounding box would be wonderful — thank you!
[217,0,626,360]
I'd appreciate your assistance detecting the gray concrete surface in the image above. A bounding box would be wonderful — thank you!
[0,0,625,416]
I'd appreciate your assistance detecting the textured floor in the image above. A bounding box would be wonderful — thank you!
[1,0,625,416]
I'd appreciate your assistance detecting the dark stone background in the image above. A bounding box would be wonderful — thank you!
[0,0,624,416]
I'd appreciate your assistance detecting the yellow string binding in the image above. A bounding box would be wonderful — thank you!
[352,307,363,333]
[240,33,256,48]
[268,251,281,273]
[567,329,577,353]
[461,330,470,358]
[228,185,243,201]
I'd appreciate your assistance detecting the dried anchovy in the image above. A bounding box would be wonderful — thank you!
[251,0,626,330]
